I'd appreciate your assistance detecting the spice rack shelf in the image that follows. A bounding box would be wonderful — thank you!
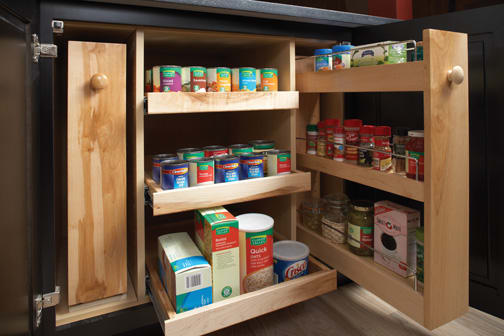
[146,91,299,114]
[297,153,424,202]
[296,224,424,324]
[146,223,337,336]
[296,61,425,93]
[145,170,311,216]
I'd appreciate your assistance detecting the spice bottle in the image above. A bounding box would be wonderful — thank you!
[343,119,362,164]
[392,127,410,174]
[306,124,318,155]
[333,126,345,162]
[316,120,327,157]
[321,192,349,244]
[348,200,374,256]
[358,125,375,167]
[314,48,333,72]
[406,130,424,181]
[372,126,392,172]
[325,119,339,159]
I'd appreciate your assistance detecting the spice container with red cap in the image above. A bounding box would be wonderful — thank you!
[358,125,375,167]
[325,119,339,159]
[333,126,345,162]
[406,130,424,181]
[316,120,327,157]
[372,126,392,172]
[343,119,362,164]
[306,124,318,155]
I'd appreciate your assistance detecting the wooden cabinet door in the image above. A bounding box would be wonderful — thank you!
[67,41,127,305]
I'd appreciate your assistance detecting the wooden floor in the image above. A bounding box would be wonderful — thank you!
[208,283,504,336]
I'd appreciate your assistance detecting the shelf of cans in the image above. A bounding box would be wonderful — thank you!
[145,66,279,93]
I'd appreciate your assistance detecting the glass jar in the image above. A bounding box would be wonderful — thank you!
[392,127,410,174]
[314,48,333,72]
[316,120,327,157]
[406,130,424,181]
[343,119,362,164]
[325,119,339,159]
[300,198,325,232]
[358,125,375,167]
[348,200,374,256]
[306,124,318,155]
[333,126,345,162]
[372,126,392,172]
[321,193,349,244]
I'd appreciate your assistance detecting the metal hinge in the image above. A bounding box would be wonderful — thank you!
[31,34,58,63]
[34,286,61,328]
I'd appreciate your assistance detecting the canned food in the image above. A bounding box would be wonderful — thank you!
[249,140,275,153]
[202,145,228,157]
[207,67,231,92]
[261,151,269,177]
[189,158,215,186]
[260,68,278,92]
[273,240,309,283]
[160,65,182,92]
[177,148,204,160]
[228,144,253,155]
[231,68,239,92]
[215,155,240,183]
[182,67,191,92]
[145,69,152,92]
[256,69,261,91]
[190,66,207,92]
[240,153,264,180]
[267,150,291,176]
[161,160,189,190]
[152,66,161,92]
[152,154,177,184]
[239,67,256,92]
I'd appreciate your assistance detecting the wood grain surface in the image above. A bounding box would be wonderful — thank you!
[67,41,127,305]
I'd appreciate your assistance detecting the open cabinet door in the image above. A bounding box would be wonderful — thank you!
[0,1,42,335]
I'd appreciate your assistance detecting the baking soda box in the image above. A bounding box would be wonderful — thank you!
[374,201,419,277]
[158,232,212,313]
[195,207,240,301]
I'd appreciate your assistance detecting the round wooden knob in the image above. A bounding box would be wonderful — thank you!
[447,66,464,85]
[90,73,108,90]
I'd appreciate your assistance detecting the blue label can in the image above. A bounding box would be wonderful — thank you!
[152,154,177,184]
[215,155,239,183]
[239,153,264,180]
[161,160,189,190]
[238,67,256,92]
[273,241,310,283]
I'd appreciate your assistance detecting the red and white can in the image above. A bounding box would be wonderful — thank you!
[267,150,291,176]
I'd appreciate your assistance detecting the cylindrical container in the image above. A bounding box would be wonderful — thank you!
[325,119,339,159]
[344,119,363,164]
[256,69,261,91]
[347,200,374,256]
[331,42,353,69]
[207,67,231,92]
[189,157,214,187]
[300,198,325,232]
[406,130,424,181]
[372,126,392,172]
[416,226,424,292]
[161,160,189,190]
[231,68,239,91]
[273,240,309,283]
[314,48,333,72]
[267,150,291,176]
[190,66,207,92]
[306,124,318,155]
[160,65,182,92]
[260,151,269,177]
[152,66,161,92]
[392,127,410,175]
[358,125,375,167]
[260,68,278,91]
[317,120,327,157]
[321,192,349,244]
[239,153,264,180]
[239,67,256,92]
[228,144,253,155]
[333,126,345,162]
[215,155,240,183]
[249,140,275,153]
[176,148,204,160]
[237,213,274,293]
[145,69,152,92]
[152,154,177,184]
[202,145,228,157]
[181,67,191,92]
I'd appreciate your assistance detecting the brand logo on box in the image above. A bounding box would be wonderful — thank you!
[284,260,307,280]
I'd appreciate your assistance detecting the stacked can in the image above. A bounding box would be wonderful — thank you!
[152,154,177,184]
[177,148,204,161]
[202,145,228,157]
[215,155,240,183]
[239,153,264,179]
[260,68,278,91]
[161,160,189,190]
[229,144,253,155]
[207,67,231,92]
[160,65,182,92]
[189,158,215,187]
[267,150,291,176]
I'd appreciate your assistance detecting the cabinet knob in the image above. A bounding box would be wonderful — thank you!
[447,66,464,85]
[90,73,109,90]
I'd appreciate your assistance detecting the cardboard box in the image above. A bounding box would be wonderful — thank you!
[374,201,419,277]
[158,232,212,313]
[351,42,406,67]
[195,207,240,301]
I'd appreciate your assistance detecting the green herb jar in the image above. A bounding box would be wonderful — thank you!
[347,200,374,256]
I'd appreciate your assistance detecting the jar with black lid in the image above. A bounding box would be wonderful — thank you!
[347,200,374,256]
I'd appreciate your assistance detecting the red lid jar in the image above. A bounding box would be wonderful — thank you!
[343,119,363,163]
[406,130,424,181]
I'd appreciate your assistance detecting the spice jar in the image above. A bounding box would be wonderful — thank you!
[300,198,325,232]
[392,127,410,175]
[325,119,339,159]
[343,119,362,164]
[316,120,327,157]
[348,200,374,256]
[314,48,333,72]
[306,124,318,155]
[358,125,375,167]
[321,193,349,244]
[406,130,424,181]
[372,126,392,172]
[333,126,345,162]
